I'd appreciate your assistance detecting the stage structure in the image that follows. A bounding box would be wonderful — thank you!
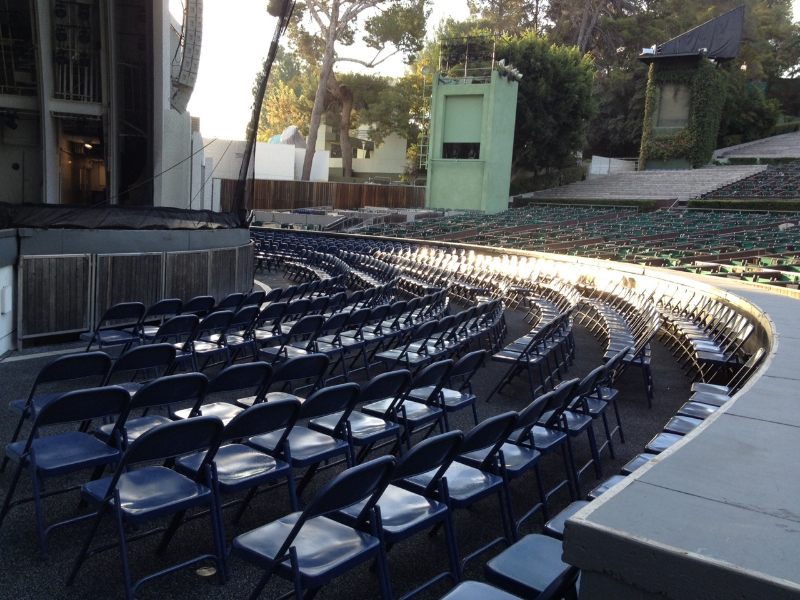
[425,37,519,215]
[638,6,744,170]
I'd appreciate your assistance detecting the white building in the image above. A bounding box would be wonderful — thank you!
[0,0,205,208]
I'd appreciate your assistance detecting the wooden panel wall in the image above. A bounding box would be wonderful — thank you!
[19,255,91,337]
[208,248,238,301]
[95,253,163,323]
[236,243,255,293]
[220,179,426,213]
[164,251,209,301]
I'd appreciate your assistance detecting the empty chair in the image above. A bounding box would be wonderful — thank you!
[248,383,359,496]
[220,304,261,362]
[259,315,324,365]
[237,354,330,409]
[215,292,246,312]
[176,399,301,526]
[241,289,267,308]
[231,455,396,600]
[101,342,176,397]
[0,386,131,556]
[182,310,235,371]
[3,351,112,471]
[172,361,273,424]
[251,301,288,348]
[81,302,146,352]
[180,295,215,317]
[67,417,227,600]
[128,298,183,342]
[440,581,523,600]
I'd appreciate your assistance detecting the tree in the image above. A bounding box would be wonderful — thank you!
[288,0,430,180]
[467,0,547,35]
[496,32,596,173]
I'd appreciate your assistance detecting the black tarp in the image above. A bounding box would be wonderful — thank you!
[0,202,242,230]
[646,6,744,62]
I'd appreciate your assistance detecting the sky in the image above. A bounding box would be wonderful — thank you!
[177,1,800,141]
[172,1,471,140]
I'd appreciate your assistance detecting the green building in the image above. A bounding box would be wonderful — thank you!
[425,70,519,214]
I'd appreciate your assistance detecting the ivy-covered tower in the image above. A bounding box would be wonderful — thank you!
[638,6,744,170]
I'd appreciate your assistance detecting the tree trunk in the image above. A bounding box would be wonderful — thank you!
[333,77,355,178]
[302,3,339,181]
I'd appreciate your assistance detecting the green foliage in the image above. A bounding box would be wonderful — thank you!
[717,73,781,146]
[467,0,546,35]
[496,32,596,173]
[639,59,727,168]
[688,199,800,212]
[771,121,800,136]
[508,165,588,195]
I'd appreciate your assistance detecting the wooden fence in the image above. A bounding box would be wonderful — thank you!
[220,179,426,213]
[18,244,253,348]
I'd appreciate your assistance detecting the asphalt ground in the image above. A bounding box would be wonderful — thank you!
[0,273,692,600]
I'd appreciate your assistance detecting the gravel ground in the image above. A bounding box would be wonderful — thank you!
[0,273,692,600]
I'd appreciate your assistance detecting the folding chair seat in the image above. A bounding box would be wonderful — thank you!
[410,349,485,430]
[0,386,130,557]
[67,417,227,600]
[259,314,325,365]
[126,298,183,342]
[242,289,267,308]
[621,452,658,475]
[101,342,176,397]
[238,353,330,407]
[441,581,523,600]
[3,351,112,472]
[690,347,765,396]
[172,362,273,424]
[362,359,451,450]
[484,534,579,600]
[180,295,215,317]
[252,301,288,348]
[176,399,301,527]
[543,500,590,540]
[644,431,683,454]
[231,455,396,600]
[94,372,208,447]
[402,411,519,576]
[248,383,359,496]
[81,302,146,352]
[677,400,719,420]
[587,474,627,500]
[309,370,410,464]
[663,414,703,436]
[337,432,464,597]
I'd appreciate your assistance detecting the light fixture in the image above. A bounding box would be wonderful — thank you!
[84,143,93,149]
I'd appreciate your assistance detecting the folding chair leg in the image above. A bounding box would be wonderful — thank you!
[157,509,187,554]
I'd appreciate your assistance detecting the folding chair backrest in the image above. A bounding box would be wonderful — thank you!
[574,365,604,399]
[307,296,330,314]
[450,350,486,383]
[181,296,215,316]
[205,362,273,400]
[729,347,766,392]
[359,369,412,405]
[216,293,246,311]
[103,343,176,385]
[459,411,519,470]
[151,314,198,344]
[223,398,300,444]
[513,394,552,441]
[603,345,631,384]
[129,372,208,412]
[539,379,581,429]
[229,305,259,330]
[34,385,131,430]
[285,314,324,340]
[142,298,183,321]
[97,302,146,327]
[119,416,224,471]
[35,351,112,388]
[270,353,330,390]
[193,310,234,339]
[299,383,361,421]
[319,312,349,336]
[283,298,312,320]
[302,455,395,523]
[408,360,454,404]
[257,302,287,325]
[242,290,267,307]
[392,430,463,486]
[264,288,283,303]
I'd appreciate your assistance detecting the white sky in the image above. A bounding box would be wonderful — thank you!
[172,1,471,140]
[176,1,800,140]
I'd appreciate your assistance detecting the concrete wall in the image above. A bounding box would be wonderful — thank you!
[328,132,408,177]
[426,71,518,214]
[0,230,16,356]
[17,228,249,256]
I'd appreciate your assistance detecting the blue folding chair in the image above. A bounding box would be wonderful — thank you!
[247,383,359,496]
[3,351,112,472]
[171,361,273,424]
[176,399,301,533]
[337,431,464,598]
[81,302,146,352]
[67,417,227,600]
[0,386,130,557]
[100,342,176,397]
[237,353,329,407]
[231,455,396,600]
